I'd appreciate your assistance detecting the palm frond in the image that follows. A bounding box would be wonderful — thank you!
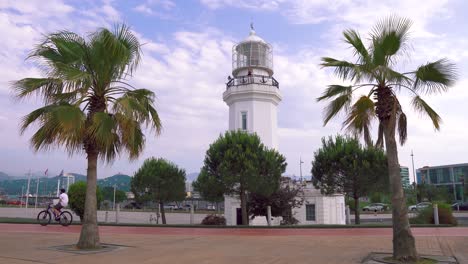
[27,103,85,154]
[371,15,412,65]
[317,85,352,101]
[322,93,352,125]
[114,113,145,160]
[320,57,364,81]
[12,78,63,100]
[343,29,370,64]
[412,59,457,94]
[411,96,442,130]
[342,95,376,147]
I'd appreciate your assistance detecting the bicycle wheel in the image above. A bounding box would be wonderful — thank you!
[37,210,51,226]
[59,211,73,226]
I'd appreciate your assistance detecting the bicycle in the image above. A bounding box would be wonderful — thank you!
[37,203,73,226]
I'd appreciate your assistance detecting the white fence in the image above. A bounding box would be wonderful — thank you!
[0,207,210,225]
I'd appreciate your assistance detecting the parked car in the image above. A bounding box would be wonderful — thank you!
[408,202,432,211]
[362,203,388,212]
[452,202,468,211]
[163,204,178,210]
[6,200,25,206]
[123,202,142,209]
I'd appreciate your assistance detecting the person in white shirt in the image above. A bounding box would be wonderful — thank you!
[53,188,69,219]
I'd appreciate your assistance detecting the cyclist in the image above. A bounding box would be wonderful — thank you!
[53,188,69,220]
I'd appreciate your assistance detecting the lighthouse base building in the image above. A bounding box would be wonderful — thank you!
[224,182,345,226]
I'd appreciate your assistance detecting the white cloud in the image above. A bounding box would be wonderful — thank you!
[133,0,176,18]
[0,0,467,180]
[200,0,284,10]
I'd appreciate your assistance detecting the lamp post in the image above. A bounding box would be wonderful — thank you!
[410,150,416,188]
[113,184,116,211]
[300,157,304,182]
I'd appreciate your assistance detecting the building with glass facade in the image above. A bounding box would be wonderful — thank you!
[400,166,411,189]
[416,163,467,201]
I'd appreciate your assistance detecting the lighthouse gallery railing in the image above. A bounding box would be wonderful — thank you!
[226,74,279,89]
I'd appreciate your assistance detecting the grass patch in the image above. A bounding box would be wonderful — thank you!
[382,256,437,264]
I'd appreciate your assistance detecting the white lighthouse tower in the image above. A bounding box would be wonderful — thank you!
[223,25,281,149]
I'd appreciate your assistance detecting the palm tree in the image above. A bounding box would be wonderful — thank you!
[12,25,162,249]
[317,16,456,261]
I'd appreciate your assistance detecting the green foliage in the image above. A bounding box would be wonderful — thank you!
[312,135,388,197]
[131,158,186,204]
[410,203,457,226]
[101,186,126,203]
[416,184,451,203]
[201,214,226,225]
[199,130,287,224]
[68,182,103,221]
[248,181,304,223]
[202,130,287,197]
[193,169,225,203]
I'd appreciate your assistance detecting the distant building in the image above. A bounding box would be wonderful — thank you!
[416,163,468,201]
[400,166,411,189]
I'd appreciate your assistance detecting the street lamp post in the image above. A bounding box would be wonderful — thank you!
[113,184,116,211]
[410,150,417,188]
[300,157,304,182]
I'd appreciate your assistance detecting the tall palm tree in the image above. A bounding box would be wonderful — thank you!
[317,16,456,261]
[12,25,162,249]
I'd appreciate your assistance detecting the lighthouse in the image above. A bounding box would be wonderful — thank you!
[223,25,281,149]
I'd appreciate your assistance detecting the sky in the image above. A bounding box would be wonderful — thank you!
[0,0,467,180]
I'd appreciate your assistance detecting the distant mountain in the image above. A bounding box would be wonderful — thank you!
[98,174,132,192]
[0,173,132,195]
[0,172,10,182]
[186,172,199,182]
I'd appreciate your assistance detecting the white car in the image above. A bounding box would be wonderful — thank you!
[408,202,432,211]
[362,203,388,212]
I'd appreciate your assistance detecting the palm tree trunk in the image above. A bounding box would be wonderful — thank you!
[383,119,418,261]
[160,201,166,224]
[77,152,100,249]
[354,197,360,225]
[240,189,249,225]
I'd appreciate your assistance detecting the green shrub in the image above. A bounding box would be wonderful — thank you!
[68,181,103,222]
[201,214,226,225]
[410,203,457,225]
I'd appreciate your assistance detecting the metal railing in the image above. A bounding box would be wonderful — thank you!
[226,74,279,89]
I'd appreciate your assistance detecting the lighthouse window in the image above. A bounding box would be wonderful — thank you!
[306,204,316,221]
[241,112,247,130]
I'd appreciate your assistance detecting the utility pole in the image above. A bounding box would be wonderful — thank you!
[411,150,417,188]
[300,157,304,182]
[20,186,24,208]
[34,173,40,209]
[25,170,31,209]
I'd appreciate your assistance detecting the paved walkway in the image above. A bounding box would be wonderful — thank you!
[0,224,467,264]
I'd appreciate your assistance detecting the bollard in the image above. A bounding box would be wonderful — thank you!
[346,205,351,225]
[116,203,120,224]
[433,204,439,225]
[105,211,108,223]
[190,204,194,225]
[267,206,272,226]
